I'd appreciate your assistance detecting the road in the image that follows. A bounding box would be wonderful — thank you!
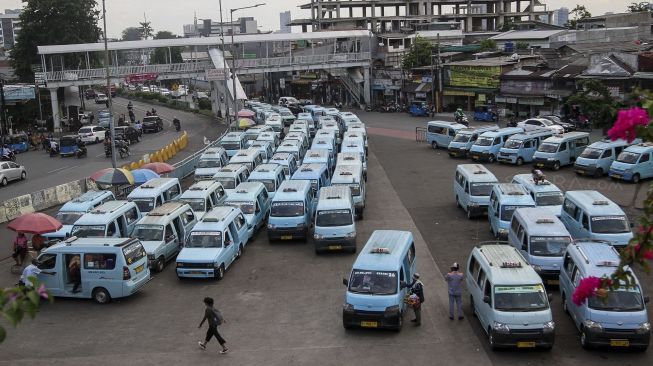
[0,97,224,202]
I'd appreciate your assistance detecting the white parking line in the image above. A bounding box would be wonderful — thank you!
[47,165,73,174]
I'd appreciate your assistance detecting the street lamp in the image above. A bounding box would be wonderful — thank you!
[217,1,231,127]
[102,0,117,168]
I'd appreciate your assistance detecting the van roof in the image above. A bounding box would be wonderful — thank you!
[230,147,261,160]
[274,180,311,201]
[332,164,362,182]
[542,131,590,144]
[513,208,569,237]
[623,142,653,153]
[253,163,282,173]
[564,190,623,213]
[147,201,189,216]
[137,178,179,190]
[201,147,226,158]
[304,149,328,159]
[198,206,238,226]
[223,132,244,140]
[218,164,248,173]
[60,190,113,212]
[317,186,352,211]
[226,182,265,201]
[90,200,133,215]
[475,244,542,285]
[457,125,500,135]
[511,174,562,194]
[569,242,624,278]
[47,237,138,251]
[270,152,293,161]
[508,129,553,140]
[354,230,413,271]
[427,120,467,129]
[457,164,498,183]
[586,138,636,150]
[496,183,528,196]
[481,127,524,138]
[292,163,327,179]
[179,181,223,199]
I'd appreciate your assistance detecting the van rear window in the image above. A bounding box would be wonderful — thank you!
[122,241,146,266]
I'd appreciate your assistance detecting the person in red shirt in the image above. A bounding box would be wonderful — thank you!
[12,233,28,266]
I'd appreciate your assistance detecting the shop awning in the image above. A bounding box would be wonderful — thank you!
[443,89,476,97]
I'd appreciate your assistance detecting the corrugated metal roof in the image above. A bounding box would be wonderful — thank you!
[490,29,566,41]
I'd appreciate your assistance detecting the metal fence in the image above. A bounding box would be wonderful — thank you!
[168,129,229,181]
[415,127,427,143]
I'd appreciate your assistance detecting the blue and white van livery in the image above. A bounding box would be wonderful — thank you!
[267,180,314,241]
[466,244,554,350]
[229,147,264,172]
[37,237,150,304]
[533,132,591,171]
[264,114,283,135]
[575,139,638,177]
[488,183,536,239]
[220,132,248,157]
[497,129,554,165]
[45,190,115,242]
[127,178,183,213]
[247,163,286,199]
[177,180,227,220]
[427,121,468,149]
[269,152,299,178]
[256,131,280,148]
[609,142,653,183]
[311,137,337,163]
[321,121,343,146]
[70,200,141,238]
[224,182,271,238]
[511,174,563,217]
[560,241,650,350]
[448,125,499,158]
[285,131,310,153]
[303,149,333,175]
[291,163,331,212]
[508,208,572,285]
[331,164,366,219]
[454,164,498,219]
[175,206,250,279]
[243,125,273,147]
[340,139,367,176]
[560,190,633,248]
[276,139,305,164]
[469,127,524,163]
[249,140,275,163]
[194,147,229,181]
[342,230,416,331]
[212,164,250,194]
[314,186,356,254]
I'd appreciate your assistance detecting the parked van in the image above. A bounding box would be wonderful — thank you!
[248,163,286,199]
[559,241,650,350]
[265,114,283,134]
[220,132,248,157]
[533,132,590,170]
[288,125,310,144]
[309,106,326,123]
[284,131,310,154]
[249,140,274,163]
[466,244,554,350]
[212,164,250,193]
[609,142,653,183]
[342,230,416,331]
[575,139,638,177]
[498,129,554,165]
[194,147,229,181]
[291,163,330,212]
[314,186,356,254]
[127,178,182,213]
[177,180,227,220]
[346,123,368,150]
[257,131,280,149]
[71,200,142,238]
[131,202,197,272]
[453,164,499,218]
[311,137,337,163]
[340,139,367,176]
[269,152,298,178]
[322,121,342,145]
[243,125,273,147]
[488,184,536,239]
[267,180,314,241]
[469,127,524,163]
[331,164,366,219]
[229,147,264,172]
[338,152,366,181]
[448,125,499,158]
[276,139,305,164]
[511,174,563,217]
[36,237,150,303]
[175,206,250,279]
[45,190,115,241]
[224,182,270,238]
[303,149,333,175]
[508,208,572,285]
[560,190,633,247]
[426,121,468,149]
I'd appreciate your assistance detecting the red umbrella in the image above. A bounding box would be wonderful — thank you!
[237,109,255,118]
[141,162,174,174]
[8,213,63,234]
[90,168,114,182]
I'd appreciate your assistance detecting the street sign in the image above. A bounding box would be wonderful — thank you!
[206,69,227,81]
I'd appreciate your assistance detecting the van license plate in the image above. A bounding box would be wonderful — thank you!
[328,245,342,250]
[610,339,629,347]
[135,264,144,274]
[281,235,292,240]
[536,163,544,167]
[612,174,621,179]
[546,279,559,285]
[360,321,378,328]
[517,341,536,348]
[471,155,479,160]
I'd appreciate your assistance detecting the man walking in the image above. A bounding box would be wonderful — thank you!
[198,297,229,354]
[407,273,424,326]
[445,263,464,320]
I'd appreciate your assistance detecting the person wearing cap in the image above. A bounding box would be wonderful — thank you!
[445,263,464,320]
[404,273,424,325]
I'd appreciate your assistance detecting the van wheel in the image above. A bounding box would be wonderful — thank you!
[215,265,225,280]
[580,327,592,349]
[553,161,561,171]
[236,245,243,259]
[92,287,111,304]
[466,207,473,219]
[632,173,641,184]
[516,157,524,166]
[594,168,603,178]
[431,142,438,149]
[156,257,165,272]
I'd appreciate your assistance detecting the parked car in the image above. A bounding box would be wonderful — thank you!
[78,125,106,144]
[94,93,108,104]
[142,115,163,133]
[159,88,171,96]
[195,91,209,100]
[0,161,26,186]
[518,118,565,135]
[113,126,141,143]
[539,115,575,132]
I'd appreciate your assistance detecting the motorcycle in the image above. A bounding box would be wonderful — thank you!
[455,114,469,127]
[49,145,59,157]
[334,101,343,109]
[1,150,16,162]
[76,145,87,158]
[173,118,181,132]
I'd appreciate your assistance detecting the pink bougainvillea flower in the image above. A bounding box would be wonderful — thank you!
[572,276,602,306]
[607,107,650,143]
[37,284,49,300]
[634,243,653,260]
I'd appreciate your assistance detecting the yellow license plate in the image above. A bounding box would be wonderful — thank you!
[472,155,479,160]
[281,235,292,240]
[360,321,378,328]
[610,339,629,347]
[612,174,621,179]
[547,279,559,285]
[328,245,342,250]
[517,341,536,348]
[135,264,144,273]
[191,271,203,275]
[536,163,544,167]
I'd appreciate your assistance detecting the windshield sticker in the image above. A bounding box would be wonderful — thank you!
[272,202,303,206]
[318,210,349,215]
[495,285,544,293]
[591,216,626,221]
[191,231,221,236]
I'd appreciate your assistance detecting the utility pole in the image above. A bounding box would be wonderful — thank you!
[219,0,231,128]
[436,33,443,114]
[102,0,117,168]
[230,10,238,125]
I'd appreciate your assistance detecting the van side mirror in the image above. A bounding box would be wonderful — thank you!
[342,278,348,286]
[400,280,407,289]
[547,293,554,302]
[630,222,635,228]
[645,296,650,304]
[521,243,527,251]
[483,296,491,304]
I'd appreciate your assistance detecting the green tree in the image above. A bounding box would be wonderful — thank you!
[567,4,592,28]
[516,41,529,50]
[121,27,142,41]
[9,0,101,82]
[151,31,183,64]
[498,19,515,32]
[139,20,154,40]
[566,79,617,130]
[627,1,651,12]
[401,36,433,71]
[479,39,497,51]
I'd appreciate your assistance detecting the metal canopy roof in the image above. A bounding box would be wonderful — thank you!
[38,30,373,55]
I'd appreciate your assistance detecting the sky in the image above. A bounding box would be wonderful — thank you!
[0,0,639,38]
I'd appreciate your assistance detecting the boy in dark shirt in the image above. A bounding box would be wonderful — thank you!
[198,297,228,354]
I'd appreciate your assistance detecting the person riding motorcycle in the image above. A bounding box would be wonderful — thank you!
[1,145,13,161]
[454,108,465,122]
[127,101,133,110]
[76,138,87,158]
[173,117,181,131]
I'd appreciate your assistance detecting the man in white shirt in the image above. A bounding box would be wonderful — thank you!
[20,259,55,288]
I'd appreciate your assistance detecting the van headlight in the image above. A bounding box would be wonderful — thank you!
[637,322,651,334]
[343,302,354,312]
[584,320,603,332]
[268,223,276,229]
[176,262,184,268]
[543,321,555,333]
[314,233,324,240]
[493,321,510,333]
[532,265,542,273]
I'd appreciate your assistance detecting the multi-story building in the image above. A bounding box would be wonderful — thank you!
[183,17,258,38]
[552,7,568,27]
[280,11,292,33]
[0,9,21,50]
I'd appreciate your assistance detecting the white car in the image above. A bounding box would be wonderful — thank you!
[150,85,159,93]
[195,91,209,99]
[0,161,26,186]
[140,86,151,93]
[518,118,564,134]
[78,125,106,144]
[94,93,108,104]
[159,88,171,96]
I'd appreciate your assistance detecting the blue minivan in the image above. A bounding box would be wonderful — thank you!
[497,129,553,165]
[609,142,653,183]
[342,230,416,331]
[488,183,536,239]
[575,139,638,178]
[45,190,115,242]
[426,121,467,149]
[267,180,314,241]
[224,182,271,239]
[448,125,499,158]
[291,163,331,212]
[469,127,524,163]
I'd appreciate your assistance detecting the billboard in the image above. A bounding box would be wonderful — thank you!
[448,65,501,88]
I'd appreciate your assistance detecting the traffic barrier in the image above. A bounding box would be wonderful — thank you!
[130,162,139,170]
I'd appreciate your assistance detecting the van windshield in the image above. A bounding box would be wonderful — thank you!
[591,216,631,234]
[71,225,105,238]
[494,285,548,311]
[470,183,494,197]
[475,137,494,146]
[529,236,570,257]
[198,159,222,168]
[453,134,471,143]
[220,142,241,150]
[250,178,276,192]
[187,231,222,248]
[348,270,397,295]
[617,151,641,164]
[180,198,206,212]
[56,211,84,225]
[500,205,532,221]
[580,148,602,159]
[535,192,563,206]
[130,198,155,213]
[131,224,164,241]
[271,201,304,217]
[538,143,559,153]
[215,177,236,189]
[316,209,352,227]
[588,285,644,311]
[504,139,523,149]
[225,201,255,215]
[122,241,146,266]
